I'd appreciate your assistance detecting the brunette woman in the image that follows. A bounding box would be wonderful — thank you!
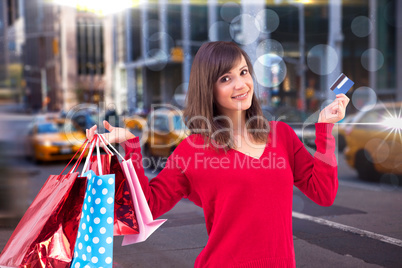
[87,41,349,267]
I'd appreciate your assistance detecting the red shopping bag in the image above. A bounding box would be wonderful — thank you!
[89,152,140,235]
[0,141,90,268]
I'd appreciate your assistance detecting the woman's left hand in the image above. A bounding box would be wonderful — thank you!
[318,94,350,123]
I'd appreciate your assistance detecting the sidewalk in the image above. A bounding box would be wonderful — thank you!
[0,103,28,115]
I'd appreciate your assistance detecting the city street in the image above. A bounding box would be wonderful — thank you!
[1,0,401,266]
[0,110,401,267]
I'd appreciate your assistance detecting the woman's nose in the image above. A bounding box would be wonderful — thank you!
[234,76,246,89]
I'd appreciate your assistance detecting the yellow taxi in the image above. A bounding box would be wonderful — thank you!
[332,114,356,152]
[26,119,87,162]
[141,109,190,169]
[343,102,402,181]
[124,115,147,131]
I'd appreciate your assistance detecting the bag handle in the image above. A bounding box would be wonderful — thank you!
[58,138,89,179]
[81,135,99,176]
[95,136,103,175]
[70,134,99,174]
[69,139,91,174]
[98,134,125,161]
[97,133,114,155]
[81,134,104,176]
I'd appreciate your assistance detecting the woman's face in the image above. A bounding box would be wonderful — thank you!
[213,55,254,116]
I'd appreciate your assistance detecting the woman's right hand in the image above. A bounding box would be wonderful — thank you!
[86,120,136,144]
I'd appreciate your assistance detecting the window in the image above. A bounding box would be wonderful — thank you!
[130,8,142,61]
[153,115,170,132]
[76,19,105,75]
[173,115,186,130]
[37,123,59,134]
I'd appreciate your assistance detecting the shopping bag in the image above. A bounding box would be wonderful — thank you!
[97,135,166,246]
[0,140,90,268]
[71,136,115,268]
[89,153,140,236]
[121,159,167,245]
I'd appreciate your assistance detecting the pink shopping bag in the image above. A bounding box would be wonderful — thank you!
[121,159,166,245]
[97,135,166,245]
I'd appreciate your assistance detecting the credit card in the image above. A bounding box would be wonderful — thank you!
[330,73,354,95]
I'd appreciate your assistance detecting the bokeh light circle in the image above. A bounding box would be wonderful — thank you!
[361,48,385,72]
[220,2,240,23]
[256,9,280,34]
[230,14,260,45]
[379,173,399,192]
[364,138,389,164]
[209,21,232,41]
[148,32,175,51]
[351,86,377,112]
[307,45,339,75]
[173,83,189,108]
[143,20,163,39]
[145,49,168,71]
[256,39,284,58]
[351,16,373,37]
[254,54,287,88]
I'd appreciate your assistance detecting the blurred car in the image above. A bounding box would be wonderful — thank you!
[26,119,87,162]
[333,113,356,152]
[141,109,190,169]
[104,108,123,128]
[69,109,98,132]
[124,114,147,131]
[62,103,101,133]
[64,105,125,134]
[31,113,60,124]
[343,102,402,181]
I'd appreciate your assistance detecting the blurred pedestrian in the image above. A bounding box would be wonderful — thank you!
[87,41,349,267]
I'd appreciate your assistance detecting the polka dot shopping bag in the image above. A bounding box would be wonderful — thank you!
[71,136,115,268]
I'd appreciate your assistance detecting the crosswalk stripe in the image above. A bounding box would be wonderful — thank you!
[292,211,402,248]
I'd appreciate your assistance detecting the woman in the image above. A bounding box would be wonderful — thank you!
[87,41,349,267]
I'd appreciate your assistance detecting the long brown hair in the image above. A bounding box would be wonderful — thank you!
[183,41,270,153]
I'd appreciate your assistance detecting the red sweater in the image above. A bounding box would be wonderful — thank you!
[122,121,338,267]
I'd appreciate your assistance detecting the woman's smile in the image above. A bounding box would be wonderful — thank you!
[232,91,249,100]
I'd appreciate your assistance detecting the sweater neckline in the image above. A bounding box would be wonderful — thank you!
[229,124,273,160]
[230,141,269,160]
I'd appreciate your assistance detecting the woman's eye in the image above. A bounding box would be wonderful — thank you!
[241,69,248,75]
[220,76,230,83]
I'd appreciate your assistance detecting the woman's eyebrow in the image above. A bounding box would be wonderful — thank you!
[221,65,248,76]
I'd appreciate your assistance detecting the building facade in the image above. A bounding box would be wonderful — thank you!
[21,0,114,112]
[0,0,25,102]
[59,5,114,111]
[2,0,401,114]
[114,0,402,116]
[23,0,61,111]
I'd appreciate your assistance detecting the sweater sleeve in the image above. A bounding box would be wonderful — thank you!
[290,122,338,206]
[120,137,191,219]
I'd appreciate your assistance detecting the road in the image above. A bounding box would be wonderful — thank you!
[0,109,401,267]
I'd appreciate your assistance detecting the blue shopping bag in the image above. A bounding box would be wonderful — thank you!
[71,136,116,268]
